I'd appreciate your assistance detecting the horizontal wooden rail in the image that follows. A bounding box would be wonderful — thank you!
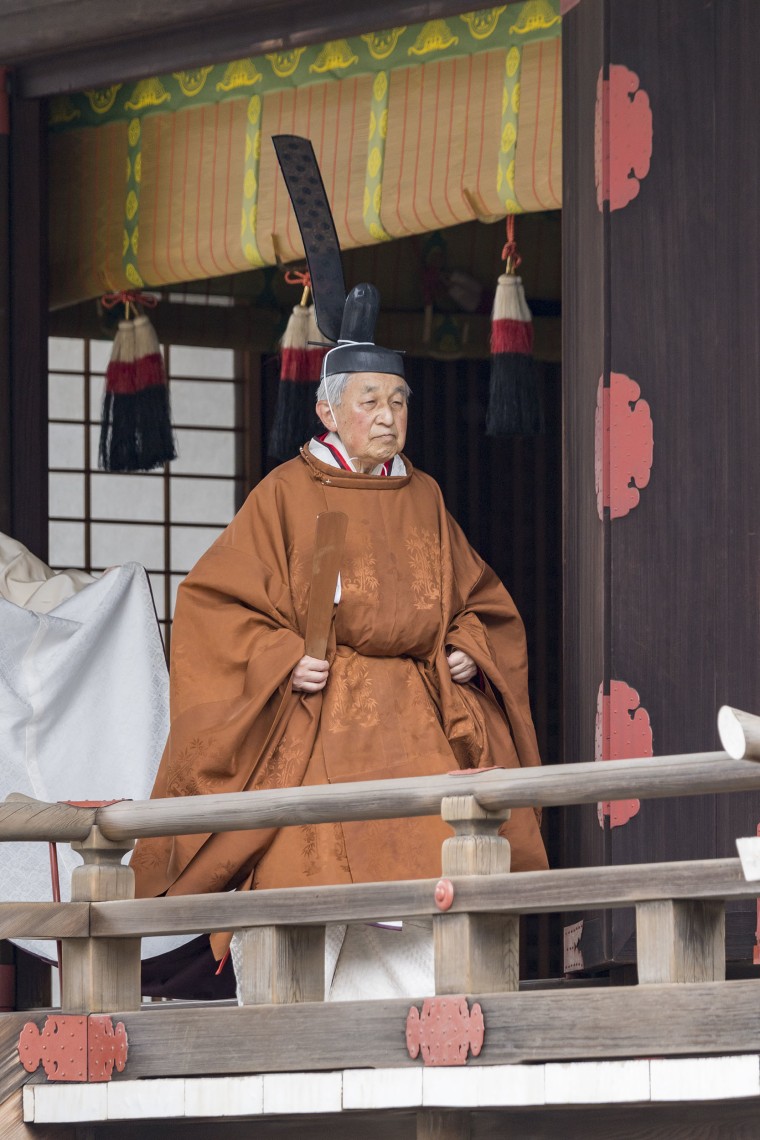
[0,902,89,940]
[109,979,760,1075]
[85,857,757,939]
[2,751,758,844]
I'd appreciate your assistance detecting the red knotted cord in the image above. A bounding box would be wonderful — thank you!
[501,215,522,275]
[284,268,311,307]
[101,290,159,310]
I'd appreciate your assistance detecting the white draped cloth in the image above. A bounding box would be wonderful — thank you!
[0,534,189,962]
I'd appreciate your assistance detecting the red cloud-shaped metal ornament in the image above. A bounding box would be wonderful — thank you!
[596,65,653,211]
[596,680,653,828]
[596,372,653,520]
[406,996,484,1066]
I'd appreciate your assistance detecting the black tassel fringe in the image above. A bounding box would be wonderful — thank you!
[100,386,177,472]
[486,353,543,438]
[268,381,322,461]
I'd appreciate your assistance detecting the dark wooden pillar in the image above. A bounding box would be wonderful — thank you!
[8,83,48,559]
[561,0,760,970]
[0,69,11,537]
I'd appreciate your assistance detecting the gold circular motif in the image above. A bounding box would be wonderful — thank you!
[125,190,138,221]
[309,40,358,73]
[408,20,458,56]
[125,262,144,287]
[368,146,382,179]
[131,226,139,255]
[460,8,506,40]
[244,240,263,266]
[173,67,213,97]
[253,130,262,160]
[373,72,388,102]
[512,82,521,114]
[128,118,141,147]
[368,110,377,139]
[379,109,388,139]
[245,134,252,160]
[134,153,142,184]
[506,158,515,190]
[265,48,306,79]
[501,121,516,152]
[247,95,261,125]
[85,85,122,114]
[361,27,406,59]
[373,184,382,214]
[122,229,129,256]
[506,46,520,77]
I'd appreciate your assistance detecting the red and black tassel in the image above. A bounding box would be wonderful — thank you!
[486,217,542,437]
[99,294,176,472]
[268,274,328,460]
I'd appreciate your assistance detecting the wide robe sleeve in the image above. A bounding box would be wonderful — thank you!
[429,507,548,871]
[131,470,321,898]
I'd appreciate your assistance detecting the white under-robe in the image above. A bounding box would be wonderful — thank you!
[0,533,190,963]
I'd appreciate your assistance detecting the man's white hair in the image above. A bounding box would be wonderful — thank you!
[316,371,411,406]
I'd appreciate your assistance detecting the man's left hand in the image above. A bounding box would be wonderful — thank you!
[447,649,477,684]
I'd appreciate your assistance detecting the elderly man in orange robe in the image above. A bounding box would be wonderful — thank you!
[133,345,547,991]
[132,138,547,999]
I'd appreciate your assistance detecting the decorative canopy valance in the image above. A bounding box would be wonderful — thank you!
[49,0,561,309]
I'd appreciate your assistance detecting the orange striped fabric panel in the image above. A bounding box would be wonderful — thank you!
[255,75,375,266]
[380,51,505,238]
[138,99,251,285]
[49,122,129,307]
[514,37,562,212]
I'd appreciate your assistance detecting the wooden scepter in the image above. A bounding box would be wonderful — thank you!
[304,511,348,660]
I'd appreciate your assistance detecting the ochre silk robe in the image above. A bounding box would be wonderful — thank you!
[132,445,548,939]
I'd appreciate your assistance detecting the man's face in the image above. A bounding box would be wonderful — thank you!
[316,372,408,472]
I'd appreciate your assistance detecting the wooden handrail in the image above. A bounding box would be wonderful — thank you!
[81,857,757,939]
[0,858,753,942]
[1,750,757,844]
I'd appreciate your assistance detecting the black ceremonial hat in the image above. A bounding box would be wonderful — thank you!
[272,135,405,381]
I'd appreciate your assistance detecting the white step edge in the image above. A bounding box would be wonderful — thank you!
[24,1055,760,1124]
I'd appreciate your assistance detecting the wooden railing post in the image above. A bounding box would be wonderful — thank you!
[635,900,725,984]
[234,926,325,1005]
[417,1109,471,1140]
[61,826,140,1013]
[433,794,518,994]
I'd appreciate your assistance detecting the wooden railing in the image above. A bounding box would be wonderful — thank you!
[3,708,760,1079]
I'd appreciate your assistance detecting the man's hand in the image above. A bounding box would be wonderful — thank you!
[447,649,477,684]
[292,655,330,693]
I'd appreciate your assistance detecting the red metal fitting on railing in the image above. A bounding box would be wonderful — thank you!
[434,878,455,911]
[18,1014,128,1082]
[406,996,484,1066]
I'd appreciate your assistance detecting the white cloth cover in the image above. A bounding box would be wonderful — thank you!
[231,921,434,1004]
[0,534,188,961]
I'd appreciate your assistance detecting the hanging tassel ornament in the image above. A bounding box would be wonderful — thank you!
[99,292,177,472]
[268,272,328,460]
[486,216,542,437]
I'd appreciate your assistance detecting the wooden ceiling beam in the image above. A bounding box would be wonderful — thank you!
[5,1,482,98]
